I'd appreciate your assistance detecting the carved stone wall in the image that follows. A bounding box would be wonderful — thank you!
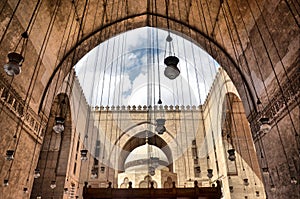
[0,0,299,198]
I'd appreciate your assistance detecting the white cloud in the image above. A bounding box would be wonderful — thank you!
[74,27,219,107]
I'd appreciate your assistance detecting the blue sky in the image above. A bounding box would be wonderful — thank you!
[74,27,219,106]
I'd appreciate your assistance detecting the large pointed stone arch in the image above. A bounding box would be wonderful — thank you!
[39,14,256,116]
[108,121,186,172]
[31,93,72,198]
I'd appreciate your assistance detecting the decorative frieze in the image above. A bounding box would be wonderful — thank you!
[0,74,45,138]
[249,70,300,141]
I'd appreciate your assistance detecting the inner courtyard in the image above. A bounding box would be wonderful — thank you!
[0,0,299,199]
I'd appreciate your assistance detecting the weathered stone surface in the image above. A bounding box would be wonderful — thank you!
[0,0,299,198]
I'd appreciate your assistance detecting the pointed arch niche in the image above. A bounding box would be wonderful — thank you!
[31,93,72,198]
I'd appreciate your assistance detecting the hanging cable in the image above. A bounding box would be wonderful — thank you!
[0,0,22,46]
[0,0,42,116]
[34,2,78,197]
[222,1,260,103]
[245,0,300,184]
[4,0,62,188]
[0,0,9,16]
[232,0,296,194]
[283,0,300,28]
[218,1,253,186]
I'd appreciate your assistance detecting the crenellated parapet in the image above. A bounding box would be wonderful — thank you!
[203,68,222,106]
[73,72,89,106]
[92,104,203,112]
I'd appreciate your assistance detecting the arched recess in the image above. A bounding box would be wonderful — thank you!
[39,14,256,116]
[221,92,264,198]
[31,93,72,198]
[119,130,173,172]
[108,121,184,173]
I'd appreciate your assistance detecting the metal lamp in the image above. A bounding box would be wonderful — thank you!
[4,52,24,76]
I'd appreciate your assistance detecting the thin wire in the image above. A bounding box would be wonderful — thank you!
[104,0,120,182]
[44,0,89,195]
[80,0,102,183]
[165,0,170,32]
[36,2,77,196]
[62,0,90,104]
[25,0,42,32]
[109,0,123,186]
[111,13,126,185]
[189,2,212,172]
[0,76,14,117]
[211,0,223,37]
[232,0,279,191]
[86,47,101,183]
[249,0,300,128]
[219,2,251,179]
[246,0,299,178]
[0,0,22,46]
[284,0,300,28]
[248,0,300,111]
[0,0,8,15]
[182,32,199,178]
[93,0,109,184]
[171,1,192,180]
[5,0,62,183]
[220,0,247,165]
[223,0,259,102]
[202,0,215,34]
[98,33,112,182]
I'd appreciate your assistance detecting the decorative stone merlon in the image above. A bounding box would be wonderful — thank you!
[91,105,202,111]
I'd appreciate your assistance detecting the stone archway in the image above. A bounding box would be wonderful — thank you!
[118,130,173,172]
[0,1,298,198]
[31,93,72,198]
[40,17,255,116]
[221,92,265,199]
[106,121,183,173]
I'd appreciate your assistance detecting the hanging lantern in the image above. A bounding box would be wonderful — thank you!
[34,168,41,178]
[256,191,260,197]
[155,119,166,134]
[3,179,9,186]
[23,187,28,194]
[259,117,271,133]
[4,52,24,76]
[164,56,180,80]
[229,186,234,193]
[207,169,213,179]
[36,196,42,199]
[227,149,236,161]
[262,167,269,173]
[100,166,105,173]
[243,178,249,186]
[195,166,201,174]
[151,157,159,168]
[80,149,88,160]
[64,188,68,194]
[50,180,56,189]
[91,168,98,179]
[6,150,14,160]
[290,177,297,184]
[270,184,276,191]
[157,99,162,104]
[149,166,155,176]
[53,116,65,134]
